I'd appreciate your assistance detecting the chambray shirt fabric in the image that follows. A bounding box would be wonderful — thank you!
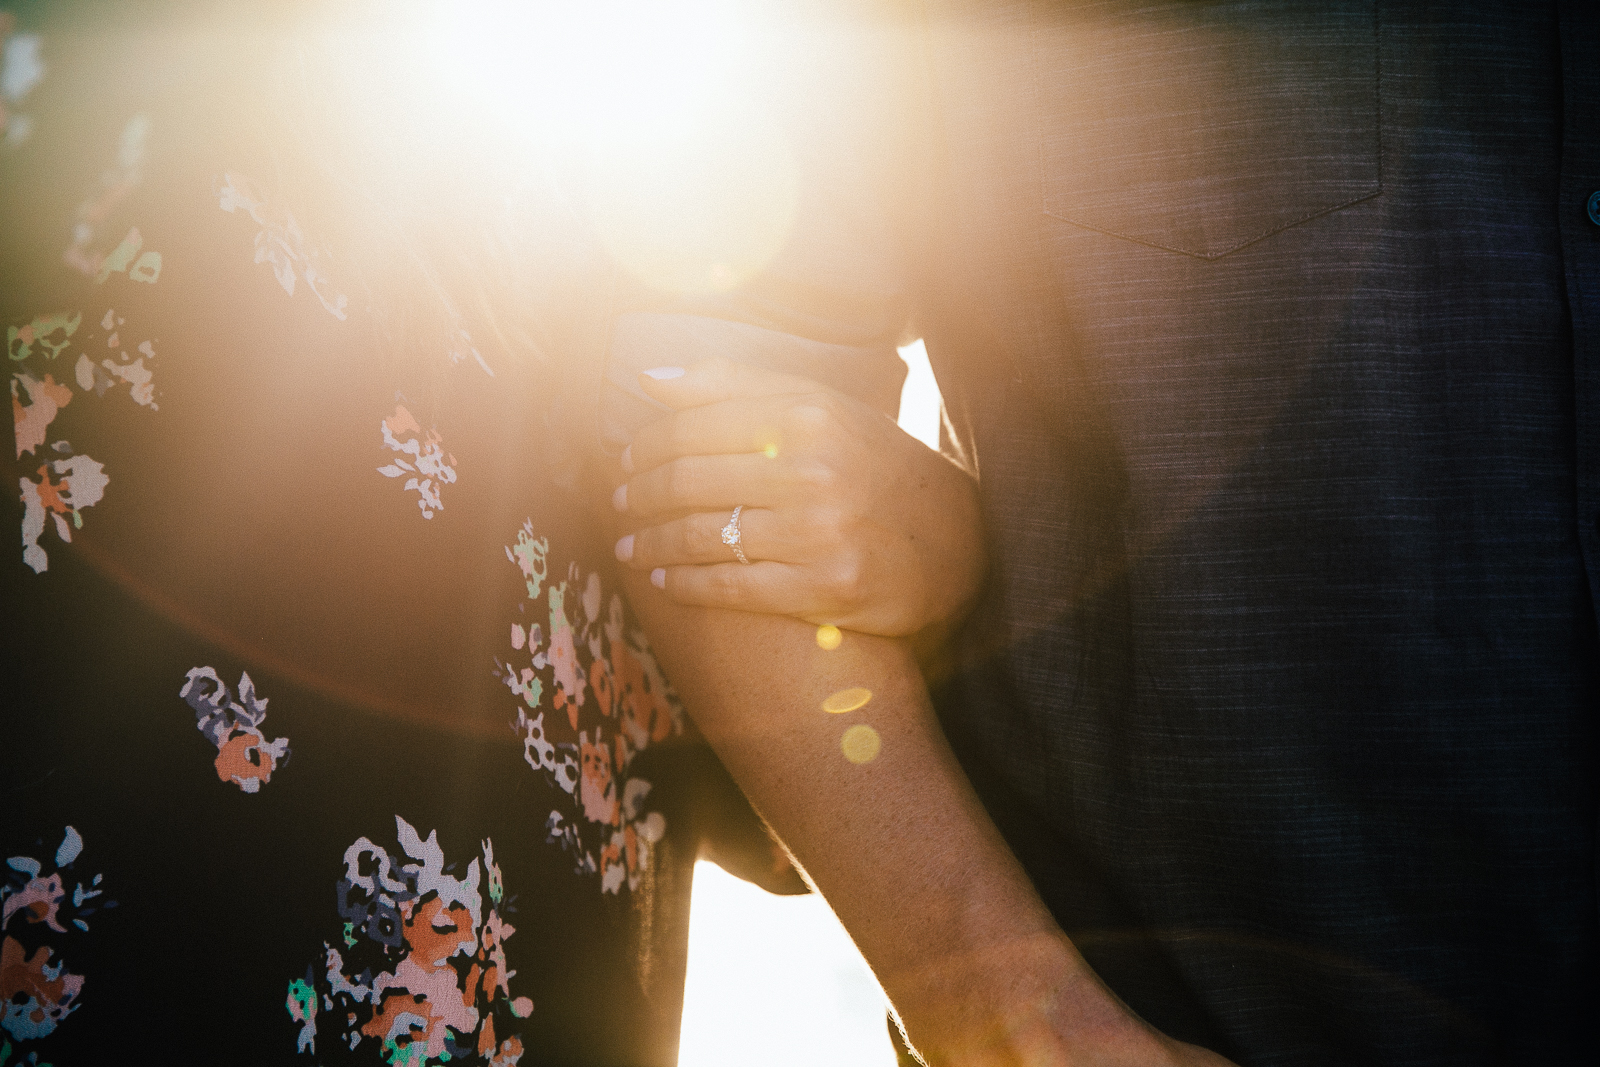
[657,2,1599,1064]
[915,4,1599,1064]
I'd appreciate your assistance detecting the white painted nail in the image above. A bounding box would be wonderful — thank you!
[614,534,634,562]
[620,444,634,474]
[642,366,685,380]
[650,567,666,589]
[612,484,627,512]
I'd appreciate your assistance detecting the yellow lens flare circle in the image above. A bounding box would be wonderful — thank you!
[821,686,871,714]
[815,625,842,651]
[756,427,781,459]
[840,725,881,765]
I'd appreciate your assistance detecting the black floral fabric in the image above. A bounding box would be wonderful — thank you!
[1,9,791,1066]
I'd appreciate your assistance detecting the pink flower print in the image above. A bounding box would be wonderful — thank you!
[92,226,161,285]
[490,1035,525,1067]
[497,528,684,892]
[505,523,548,600]
[547,583,584,729]
[614,640,674,750]
[513,709,577,794]
[296,820,532,1062]
[0,872,64,933]
[11,371,71,458]
[213,728,288,792]
[74,311,159,408]
[477,911,516,1001]
[179,667,290,793]
[7,310,81,363]
[577,730,618,827]
[377,403,457,518]
[1,827,110,1048]
[19,452,107,574]
[217,170,348,319]
[0,937,83,1041]
[588,656,616,719]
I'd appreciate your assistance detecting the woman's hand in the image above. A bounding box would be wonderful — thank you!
[609,358,985,637]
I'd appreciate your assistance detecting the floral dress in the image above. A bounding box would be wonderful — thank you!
[1,12,789,1066]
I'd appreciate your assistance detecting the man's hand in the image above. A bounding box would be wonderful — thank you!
[889,931,1240,1067]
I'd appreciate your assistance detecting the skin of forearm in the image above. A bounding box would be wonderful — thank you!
[626,571,1048,942]
[611,555,1145,1062]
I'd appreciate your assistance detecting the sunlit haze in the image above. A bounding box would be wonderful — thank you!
[335,10,944,1059]
[395,0,799,296]
[681,861,896,1067]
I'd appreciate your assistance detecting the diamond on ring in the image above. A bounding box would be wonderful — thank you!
[721,505,751,564]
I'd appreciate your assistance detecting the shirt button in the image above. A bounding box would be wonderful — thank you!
[1589,190,1600,226]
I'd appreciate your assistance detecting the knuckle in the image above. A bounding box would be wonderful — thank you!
[683,518,718,555]
[785,402,833,438]
[795,459,839,494]
[828,557,865,602]
[709,567,744,602]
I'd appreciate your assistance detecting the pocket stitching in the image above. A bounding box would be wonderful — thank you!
[1036,2,1383,260]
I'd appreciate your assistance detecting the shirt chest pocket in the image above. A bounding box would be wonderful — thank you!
[1033,0,1380,259]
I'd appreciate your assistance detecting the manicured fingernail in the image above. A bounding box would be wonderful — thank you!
[620,444,634,474]
[650,567,666,589]
[614,534,634,562]
[612,484,628,512]
[642,366,685,380]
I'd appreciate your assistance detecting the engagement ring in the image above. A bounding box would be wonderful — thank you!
[721,505,751,564]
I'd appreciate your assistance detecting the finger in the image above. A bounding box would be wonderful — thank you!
[625,393,841,474]
[618,453,801,518]
[651,560,827,617]
[636,357,826,412]
[618,508,795,568]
